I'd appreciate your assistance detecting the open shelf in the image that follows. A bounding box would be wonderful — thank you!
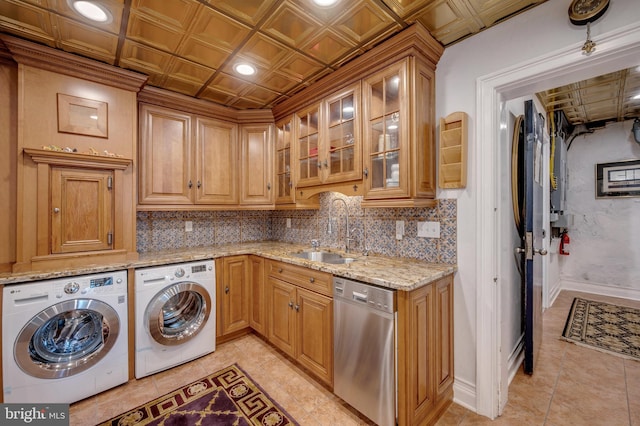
[439,111,467,188]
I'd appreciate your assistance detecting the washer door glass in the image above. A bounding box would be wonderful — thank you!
[146,282,211,346]
[15,299,120,379]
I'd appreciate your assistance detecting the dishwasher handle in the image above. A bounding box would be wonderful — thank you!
[352,291,368,303]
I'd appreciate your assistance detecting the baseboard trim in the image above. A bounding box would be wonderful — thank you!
[561,279,640,301]
[453,376,476,412]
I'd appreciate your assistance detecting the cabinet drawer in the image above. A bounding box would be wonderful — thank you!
[268,261,332,297]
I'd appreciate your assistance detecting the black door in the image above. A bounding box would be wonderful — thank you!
[521,100,547,375]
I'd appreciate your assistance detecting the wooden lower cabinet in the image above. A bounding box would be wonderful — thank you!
[217,255,453,424]
[396,273,454,426]
[266,261,333,387]
[216,256,250,338]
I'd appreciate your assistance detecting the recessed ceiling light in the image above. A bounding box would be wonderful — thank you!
[234,63,256,76]
[68,1,112,23]
[313,0,339,6]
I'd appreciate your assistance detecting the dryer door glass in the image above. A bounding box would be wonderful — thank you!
[146,282,211,346]
[15,299,120,379]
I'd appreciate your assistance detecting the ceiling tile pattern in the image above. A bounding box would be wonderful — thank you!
[0,0,546,109]
[2,0,638,126]
[537,67,640,126]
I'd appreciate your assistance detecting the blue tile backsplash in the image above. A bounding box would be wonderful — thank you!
[137,193,457,264]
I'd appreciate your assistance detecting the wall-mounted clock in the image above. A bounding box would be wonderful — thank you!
[568,0,610,25]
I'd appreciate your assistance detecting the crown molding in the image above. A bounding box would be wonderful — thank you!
[0,35,148,92]
[138,85,273,123]
[272,22,443,121]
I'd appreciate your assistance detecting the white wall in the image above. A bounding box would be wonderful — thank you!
[435,0,640,414]
[562,120,640,297]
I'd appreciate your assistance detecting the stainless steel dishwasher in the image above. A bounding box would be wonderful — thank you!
[333,276,397,426]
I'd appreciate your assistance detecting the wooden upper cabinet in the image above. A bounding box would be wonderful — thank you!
[138,103,240,207]
[139,104,192,205]
[51,167,113,254]
[361,57,437,207]
[195,117,238,205]
[294,83,361,188]
[240,123,273,205]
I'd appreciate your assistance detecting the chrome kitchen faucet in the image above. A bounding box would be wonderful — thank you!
[329,198,355,253]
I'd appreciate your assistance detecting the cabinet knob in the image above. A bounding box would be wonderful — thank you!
[53,207,60,214]
[323,159,328,168]
[197,180,201,189]
[309,277,315,283]
[288,301,293,308]
[288,181,293,188]
[188,180,193,189]
[267,182,271,190]
[317,162,322,169]
[278,268,283,273]
[225,286,229,294]
[363,167,369,178]
[295,304,300,312]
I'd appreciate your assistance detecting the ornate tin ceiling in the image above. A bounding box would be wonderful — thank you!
[0,0,638,126]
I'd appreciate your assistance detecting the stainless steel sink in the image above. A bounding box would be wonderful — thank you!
[290,251,356,264]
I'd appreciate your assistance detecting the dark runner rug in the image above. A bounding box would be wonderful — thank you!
[96,363,298,426]
[562,297,640,361]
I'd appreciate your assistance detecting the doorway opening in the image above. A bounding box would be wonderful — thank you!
[475,23,640,419]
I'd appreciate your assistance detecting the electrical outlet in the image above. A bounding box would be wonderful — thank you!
[185,221,193,232]
[396,220,404,240]
[417,221,440,238]
[286,218,292,229]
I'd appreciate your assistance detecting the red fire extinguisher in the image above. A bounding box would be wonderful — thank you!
[559,231,570,255]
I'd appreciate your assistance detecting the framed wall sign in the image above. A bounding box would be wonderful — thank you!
[596,159,640,198]
[57,93,108,138]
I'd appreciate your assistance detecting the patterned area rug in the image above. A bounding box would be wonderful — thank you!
[562,297,640,361]
[96,364,298,426]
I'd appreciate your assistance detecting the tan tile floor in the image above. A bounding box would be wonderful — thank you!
[70,290,640,425]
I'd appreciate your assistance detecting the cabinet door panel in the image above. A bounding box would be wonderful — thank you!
[295,105,321,187]
[323,86,361,184]
[240,124,273,205]
[195,118,238,204]
[221,256,249,335]
[139,105,192,204]
[268,277,296,357]
[51,167,113,253]
[435,276,454,398]
[296,288,333,386]
[363,61,410,199]
[249,256,267,336]
[275,118,294,204]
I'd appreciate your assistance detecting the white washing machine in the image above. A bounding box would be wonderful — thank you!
[134,260,215,379]
[2,270,128,404]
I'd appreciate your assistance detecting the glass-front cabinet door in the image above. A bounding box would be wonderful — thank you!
[275,117,294,204]
[293,83,361,188]
[295,103,321,187]
[362,60,409,199]
[324,84,361,184]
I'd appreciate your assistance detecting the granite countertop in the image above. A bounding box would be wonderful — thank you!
[0,242,457,291]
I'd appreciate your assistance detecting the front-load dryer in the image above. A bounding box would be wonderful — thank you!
[134,260,215,379]
[2,270,128,404]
